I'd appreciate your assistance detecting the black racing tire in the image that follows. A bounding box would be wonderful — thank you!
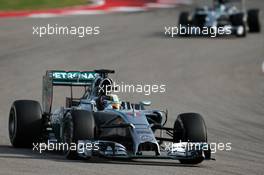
[173,113,207,142]
[193,14,206,28]
[230,13,247,37]
[9,100,43,148]
[63,110,95,160]
[248,9,261,33]
[179,12,190,26]
[173,113,207,164]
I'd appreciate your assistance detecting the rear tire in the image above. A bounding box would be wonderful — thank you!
[248,9,261,33]
[173,113,207,164]
[9,100,43,148]
[193,14,206,28]
[178,12,190,36]
[63,110,95,160]
[179,12,190,26]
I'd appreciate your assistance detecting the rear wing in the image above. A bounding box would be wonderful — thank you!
[213,0,245,8]
[47,70,98,86]
[42,70,98,114]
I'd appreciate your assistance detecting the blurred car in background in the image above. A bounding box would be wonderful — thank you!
[179,0,261,37]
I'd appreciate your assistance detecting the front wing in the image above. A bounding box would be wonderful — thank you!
[76,140,213,161]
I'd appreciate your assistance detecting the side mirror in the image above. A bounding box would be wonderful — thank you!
[140,100,151,106]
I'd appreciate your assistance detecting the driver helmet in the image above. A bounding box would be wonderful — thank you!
[103,94,121,110]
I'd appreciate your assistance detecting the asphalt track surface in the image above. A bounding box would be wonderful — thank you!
[0,0,264,174]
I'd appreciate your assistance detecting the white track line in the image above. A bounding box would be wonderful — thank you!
[145,3,176,8]
[64,10,105,15]
[108,7,147,12]
[29,13,60,18]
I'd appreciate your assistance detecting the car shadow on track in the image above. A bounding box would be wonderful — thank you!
[0,145,204,168]
[148,31,243,40]
[0,145,66,161]
[79,158,204,168]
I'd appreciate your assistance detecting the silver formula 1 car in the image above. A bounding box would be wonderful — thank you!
[179,0,261,37]
[9,69,212,164]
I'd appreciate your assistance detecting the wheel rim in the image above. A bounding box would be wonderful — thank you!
[237,26,245,35]
[9,108,16,141]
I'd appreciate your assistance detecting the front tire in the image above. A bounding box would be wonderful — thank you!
[9,100,43,148]
[230,13,247,37]
[63,110,95,160]
[173,113,207,164]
